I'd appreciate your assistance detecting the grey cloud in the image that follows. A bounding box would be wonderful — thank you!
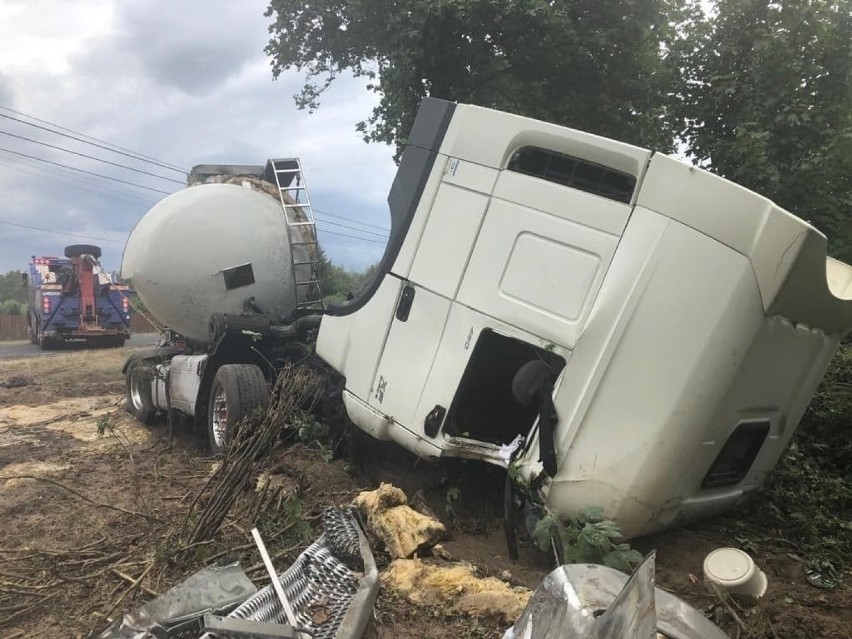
[74,1,267,96]
[1,1,396,273]
[0,164,151,271]
[0,71,13,106]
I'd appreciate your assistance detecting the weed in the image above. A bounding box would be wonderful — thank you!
[256,496,313,545]
[96,415,112,436]
[292,409,325,442]
[291,409,334,461]
[532,506,643,572]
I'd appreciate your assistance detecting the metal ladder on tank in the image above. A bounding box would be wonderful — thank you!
[269,158,325,310]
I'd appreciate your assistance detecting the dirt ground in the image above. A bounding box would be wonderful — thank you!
[0,349,849,638]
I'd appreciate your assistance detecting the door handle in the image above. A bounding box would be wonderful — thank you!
[396,285,415,321]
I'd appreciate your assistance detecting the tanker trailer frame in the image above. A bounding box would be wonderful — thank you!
[122,99,852,539]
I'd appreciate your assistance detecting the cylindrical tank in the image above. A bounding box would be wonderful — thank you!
[122,183,298,343]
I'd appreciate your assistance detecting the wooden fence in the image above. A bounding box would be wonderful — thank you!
[0,313,160,341]
[0,315,27,341]
[131,313,160,334]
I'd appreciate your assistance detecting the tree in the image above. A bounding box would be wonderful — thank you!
[0,270,28,305]
[0,300,25,315]
[674,0,852,260]
[316,245,376,304]
[265,0,684,158]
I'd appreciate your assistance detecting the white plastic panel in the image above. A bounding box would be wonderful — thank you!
[501,234,600,322]
[316,276,401,401]
[530,214,767,537]
[457,198,620,349]
[492,171,631,236]
[442,157,499,193]
[409,185,489,299]
[370,286,451,428]
[391,154,448,278]
[440,104,652,179]
[827,257,852,299]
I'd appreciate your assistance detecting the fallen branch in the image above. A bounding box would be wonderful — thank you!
[0,475,160,523]
[103,562,155,620]
[709,583,748,634]
[0,600,43,628]
[111,569,161,598]
[185,367,322,544]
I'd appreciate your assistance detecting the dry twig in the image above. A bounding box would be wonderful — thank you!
[0,475,159,523]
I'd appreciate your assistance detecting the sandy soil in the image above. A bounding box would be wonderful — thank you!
[0,350,848,638]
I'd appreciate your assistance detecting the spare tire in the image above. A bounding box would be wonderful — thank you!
[64,244,102,258]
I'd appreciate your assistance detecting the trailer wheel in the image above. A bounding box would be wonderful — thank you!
[207,364,268,454]
[64,244,102,259]
[125,360,155,424]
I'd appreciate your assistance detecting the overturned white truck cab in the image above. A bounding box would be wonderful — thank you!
[123,99,852,539]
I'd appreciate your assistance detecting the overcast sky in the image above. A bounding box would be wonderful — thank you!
[0,0,397,275]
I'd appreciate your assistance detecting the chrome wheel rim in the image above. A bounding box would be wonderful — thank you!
[130,372,147,411]
[212,387,228,447]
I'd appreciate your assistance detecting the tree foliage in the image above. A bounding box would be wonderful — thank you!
[0,300,25,315]
[265,0,684,158]
[0,270,28,306]
[317,246,376,305]
[674,0,852,259]
[266,1,852,254]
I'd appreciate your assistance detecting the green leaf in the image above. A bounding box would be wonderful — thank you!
[532,513,559,553]
[577,506,606,524]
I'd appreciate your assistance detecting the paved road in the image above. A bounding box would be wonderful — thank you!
[0,333,162,359]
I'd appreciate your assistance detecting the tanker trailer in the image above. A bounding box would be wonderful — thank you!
[121,159,326,452]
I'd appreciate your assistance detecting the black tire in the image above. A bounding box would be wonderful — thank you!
[64,244,102,259]
[207,364,268,454]
[101,336,126,349]
[125,359,156,424]
[29,314,38,345]
[39,334,59,350]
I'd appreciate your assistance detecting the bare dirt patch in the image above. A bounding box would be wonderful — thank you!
[0,350,849,639]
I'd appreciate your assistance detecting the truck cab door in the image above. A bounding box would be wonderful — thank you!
[368,281,451,428]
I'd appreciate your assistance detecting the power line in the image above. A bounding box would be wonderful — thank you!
[0,147,174,195]
[0,157,158,207]
[0,157,158,206]
[0,151,161,206]
[0,111,187,175]
[0,129,185,184]
[313,207,390,232]
[315,226,388,244]
[0,218,126,244]
[314,215,388,238]
[0,104,188,173]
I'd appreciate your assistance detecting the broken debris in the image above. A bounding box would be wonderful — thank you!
[383,558,531,622]
[353,483,445,559]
